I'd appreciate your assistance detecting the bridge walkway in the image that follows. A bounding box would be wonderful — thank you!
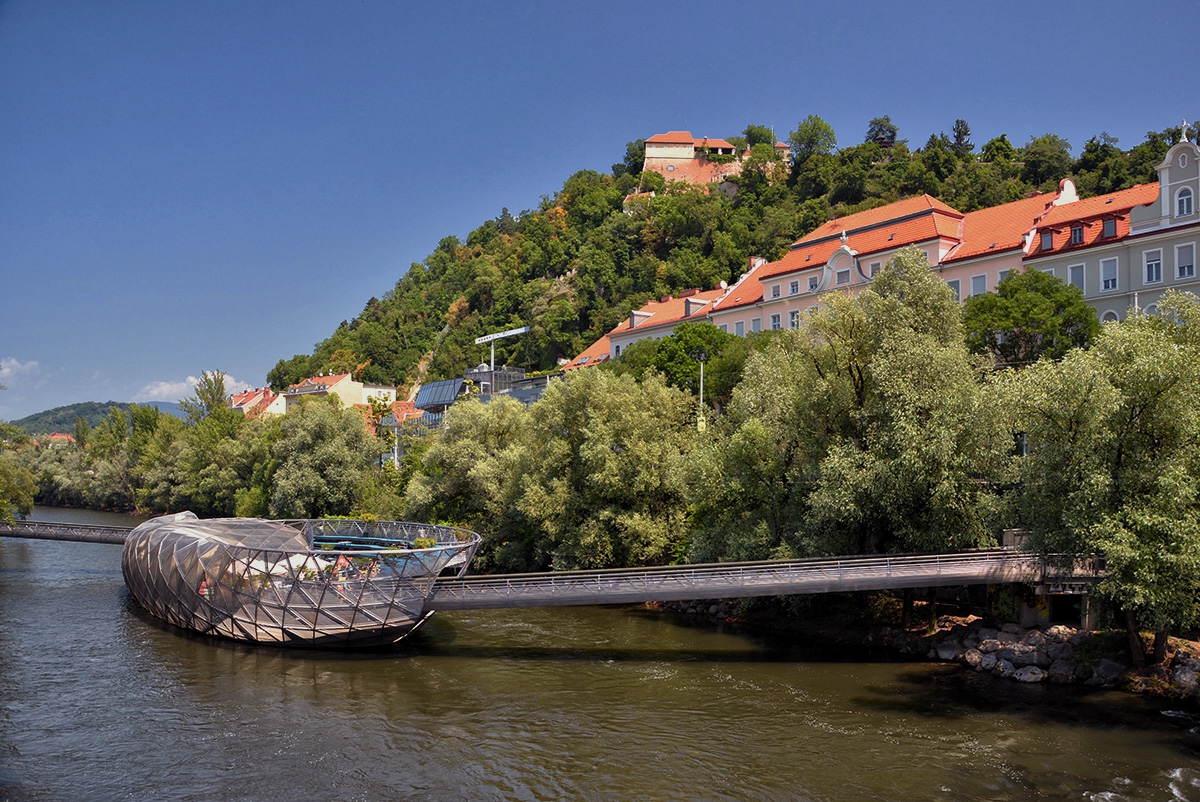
[2,521,1097,611]
[426,551,1045,610]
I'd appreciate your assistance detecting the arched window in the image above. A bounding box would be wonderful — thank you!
[1101,310,1120,323]
[1144,303,1159,316]
[1178,187,1194,217]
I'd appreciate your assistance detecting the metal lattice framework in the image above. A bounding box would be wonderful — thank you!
[120,513,480,647]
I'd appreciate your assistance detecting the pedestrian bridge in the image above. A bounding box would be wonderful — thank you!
[0,520,1098,610]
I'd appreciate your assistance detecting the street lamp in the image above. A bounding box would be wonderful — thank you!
[691,350,708,432]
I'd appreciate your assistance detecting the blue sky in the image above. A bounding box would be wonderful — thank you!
[0,0,1193,420]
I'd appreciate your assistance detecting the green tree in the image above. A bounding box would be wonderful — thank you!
[689,246,1006,562]
[865,116,898,148]
[980,134,1019,164]
[742,124,775,148]
[267,354,315,392]
[789,114,837,166]
[1003,295,1200,664]
[178,371,231,424]
[73,417,90,450]
[612,139,645,178]
[1021,134,1073,189]
[0,455,35,526]
[963,269,1100,366]
[269,397,375,518]
[951,118,974,160]
[605,321,751,411]
[517,369,695,570]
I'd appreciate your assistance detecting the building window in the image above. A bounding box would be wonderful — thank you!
[769,313,782,330]
[789,310,801,329]
[1178,244,1195,278]
[1178,187,1194,217]
[808,276,819,292]
[1101,310,1120,323]
[1041,267,1056,278]
[718,324,728,333]
[1101,257,1118,291]
[997,269,1011,283]
[946,279,960,302]
[614,345,621,357]
[734,321,744,336]
[789,280,799,295]
[970,275,986,297]
[1040,231,1053,251]
[770,284,781,299]
[836,269,850,285]
[1145,250,1162,284]
[1068,264,1085,291]
[1145,303,1158,316]
[1103,218,1117,238]
[750,317,762,332]
[1070,225,1083,244]
[869,261,881,276]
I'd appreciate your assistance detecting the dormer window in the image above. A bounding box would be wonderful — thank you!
[1102,218,1117,238]
[808,276,819,292]
[1178,187,1194,217]
[1070,225,1083,245]
[770,284,781,299]
[1040,231,1053,251]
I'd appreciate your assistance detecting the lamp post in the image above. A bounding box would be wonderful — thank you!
[691,350,708,432]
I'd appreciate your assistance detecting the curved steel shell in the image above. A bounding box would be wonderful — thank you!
[122,513,479,647]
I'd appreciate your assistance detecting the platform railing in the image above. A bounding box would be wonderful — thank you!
[426,550,1053,610]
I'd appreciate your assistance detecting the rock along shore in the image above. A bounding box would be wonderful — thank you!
[663,601,1200,700]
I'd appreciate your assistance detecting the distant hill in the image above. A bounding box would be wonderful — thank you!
[10,401,184,434]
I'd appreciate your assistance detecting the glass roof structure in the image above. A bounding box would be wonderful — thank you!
[122,512,480,647]
[412,378,465,413]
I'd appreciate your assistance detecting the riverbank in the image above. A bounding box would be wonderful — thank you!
[659,599,1200,703]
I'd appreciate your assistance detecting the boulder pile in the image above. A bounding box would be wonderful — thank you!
[866,617,1200,696]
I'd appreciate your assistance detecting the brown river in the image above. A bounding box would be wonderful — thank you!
[1,508,1198,801]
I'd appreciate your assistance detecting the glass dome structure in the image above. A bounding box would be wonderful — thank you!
[122,512,480,647]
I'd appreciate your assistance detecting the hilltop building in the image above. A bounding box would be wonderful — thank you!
[641,131,790,191]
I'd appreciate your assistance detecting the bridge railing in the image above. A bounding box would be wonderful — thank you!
[0,520,132,545]
[426,550,1050,610]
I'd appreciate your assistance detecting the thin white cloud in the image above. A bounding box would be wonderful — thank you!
[135,372,249,403]
[0,357,41,388]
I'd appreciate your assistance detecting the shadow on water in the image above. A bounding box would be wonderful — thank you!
[850,662,1200,763]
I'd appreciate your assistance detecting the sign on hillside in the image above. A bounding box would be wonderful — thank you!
[475,326,530,345]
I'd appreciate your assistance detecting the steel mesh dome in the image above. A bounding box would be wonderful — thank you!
[122,512,479,647]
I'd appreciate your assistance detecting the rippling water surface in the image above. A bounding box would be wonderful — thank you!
[2,510,1198,801]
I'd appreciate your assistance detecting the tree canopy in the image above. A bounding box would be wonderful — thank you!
[964,269,1100,366]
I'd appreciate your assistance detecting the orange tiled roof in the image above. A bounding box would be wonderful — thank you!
[714,198,962,313]
[645,130,697,144]
[562,334,612,371]
[943,192,1056,263]
[795,195,962,244]
[696,136,736,151]
[1028,184,1158,258]
[289,373,350,391]
[609,288,725,337]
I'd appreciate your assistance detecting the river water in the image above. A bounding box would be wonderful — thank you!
[1,509,1198,801]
